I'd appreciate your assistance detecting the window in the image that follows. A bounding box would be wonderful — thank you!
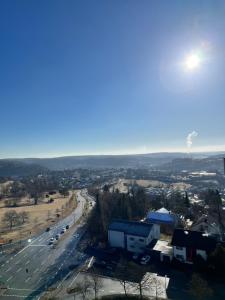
[139,238,145,242]
[176,254,184,260]
[176,246,183,250]
[129,237,135,241]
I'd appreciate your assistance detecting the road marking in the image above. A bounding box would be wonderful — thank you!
[16,267,22,273]
[15,259,21,264]
[57,271,72,289]
[0,295,26,298]
[7,275,13,282]
[25,277,31,283]
[8,287,42,291]
[25,260,30,265]
[15,245,29,256]
[68,273,79,288]
[6,267,12,272]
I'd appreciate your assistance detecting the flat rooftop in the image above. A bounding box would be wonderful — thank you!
[153,240,173,256]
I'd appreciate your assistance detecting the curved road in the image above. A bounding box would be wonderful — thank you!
[0,189,93,299]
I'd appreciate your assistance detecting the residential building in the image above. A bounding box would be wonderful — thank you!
[146,207,177,233]
[171,229,217,264]
[108,219,160,253]
[191,214,221,238]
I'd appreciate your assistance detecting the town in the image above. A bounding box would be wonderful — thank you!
[0,154,225,299]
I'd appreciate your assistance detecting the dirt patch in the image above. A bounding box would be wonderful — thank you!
[0,190,78,243]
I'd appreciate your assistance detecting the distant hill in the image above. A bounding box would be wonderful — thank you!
[159,154,225,173]
[17,153,191,170]
[0,152,224,174]
[0,160,48,177]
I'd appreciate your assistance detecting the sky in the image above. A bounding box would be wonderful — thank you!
[1,0,225,158]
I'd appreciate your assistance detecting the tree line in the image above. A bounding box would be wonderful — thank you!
[87,186,150,242]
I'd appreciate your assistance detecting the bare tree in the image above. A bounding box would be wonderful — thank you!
[115,259,130,296]
[72,278,92,300]
[142,273,164,300]
[3,210,19,230]
[128,263,164,300]
[89,272,103,299]
[18,211,29,224]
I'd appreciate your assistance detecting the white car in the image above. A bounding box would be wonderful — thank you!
[140,255,151,265]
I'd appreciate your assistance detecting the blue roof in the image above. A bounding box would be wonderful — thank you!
[109,220,153,237]
[147,212,175,225]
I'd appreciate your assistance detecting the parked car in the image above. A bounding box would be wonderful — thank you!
[66,225,69,229]
[55,234,60,240]
[46,227,50,232]
[140,255,151,265]
[61,229,66,234]
[50,237,55,242]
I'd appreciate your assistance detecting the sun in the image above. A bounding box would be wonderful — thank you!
[184,53,201,71]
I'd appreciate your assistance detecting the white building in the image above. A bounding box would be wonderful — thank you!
[108,220,160,253]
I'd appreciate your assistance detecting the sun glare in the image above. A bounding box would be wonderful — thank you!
[185,53,201,70]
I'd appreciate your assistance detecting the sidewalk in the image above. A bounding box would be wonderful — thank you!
[47,271,169,300]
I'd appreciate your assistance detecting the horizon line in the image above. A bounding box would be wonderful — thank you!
[1,149,225,160]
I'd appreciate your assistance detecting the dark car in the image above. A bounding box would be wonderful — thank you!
[55,234,60,240]
[66,225,69,229]
[46,227,50,232]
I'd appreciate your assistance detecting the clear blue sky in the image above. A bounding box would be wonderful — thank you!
[1,0,225,158]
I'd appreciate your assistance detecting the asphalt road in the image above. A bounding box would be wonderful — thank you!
[0,189,93,299]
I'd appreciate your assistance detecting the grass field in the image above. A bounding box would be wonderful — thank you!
[0,191,77,243]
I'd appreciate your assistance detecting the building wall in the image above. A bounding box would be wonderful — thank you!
[108,230,125,248]
[196,249,207,260]
[173,246,186,262]
[173,247,207,263]
[108,225,160,253]
[152,224,160,240]
[192,223,220,236]
[126,234,147,253]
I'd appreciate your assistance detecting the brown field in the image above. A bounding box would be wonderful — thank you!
[0,191,78,243]
[112,179,191,193]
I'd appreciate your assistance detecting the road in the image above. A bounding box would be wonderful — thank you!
[0,189,93,299]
